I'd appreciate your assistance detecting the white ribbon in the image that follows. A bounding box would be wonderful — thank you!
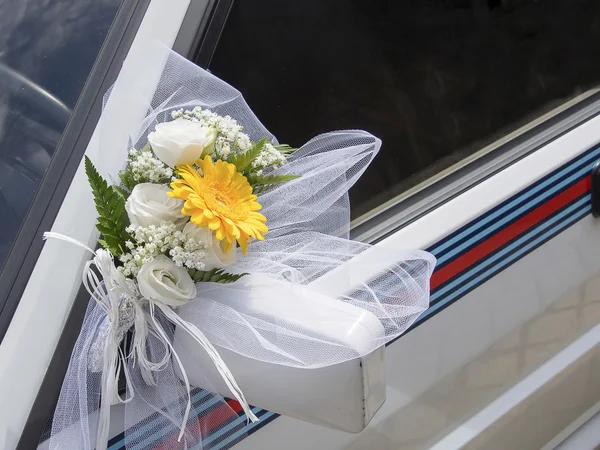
[43,232,257,450]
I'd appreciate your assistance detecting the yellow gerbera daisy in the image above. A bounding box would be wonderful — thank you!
[167,155,267,254]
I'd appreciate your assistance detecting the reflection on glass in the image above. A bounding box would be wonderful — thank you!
[0,0,120,270]
[209,0,600,219]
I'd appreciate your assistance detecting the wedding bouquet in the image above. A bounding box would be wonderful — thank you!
[46,49,435,450]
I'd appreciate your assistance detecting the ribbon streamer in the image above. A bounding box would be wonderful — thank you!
[43,232,255,450]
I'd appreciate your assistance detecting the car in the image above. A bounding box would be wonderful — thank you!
[2,1,600,449]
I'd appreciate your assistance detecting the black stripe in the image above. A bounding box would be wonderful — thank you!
[246,413,279,436]
[120,393,221,449]
[430,190,590,296]
[116,406,273,450]
[428,144,599,256]
[203,409,273,450]
[78,389,218,449]
[107,430,125,448]
[430,161,592,263]
[217,412,280,450]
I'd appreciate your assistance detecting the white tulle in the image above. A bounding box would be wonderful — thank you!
[49,47,436,450]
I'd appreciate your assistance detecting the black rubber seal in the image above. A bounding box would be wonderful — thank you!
[591,160,600,217]
[173,0,235,68]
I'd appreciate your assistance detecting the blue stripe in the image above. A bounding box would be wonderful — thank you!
[434,163,591,266]
[130,395,223,450]
[431,195,590,302]
[434,158,596,264]
[423,201,590,320]
[108,390,213,450]
[212,412,276,450]
[430,147,600,259]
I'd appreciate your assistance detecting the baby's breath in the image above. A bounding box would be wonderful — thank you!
[127,148,173,185]
[170,106,293,180]
[251,142,286,173]
[118,222,208,278]
[171,107,252,160]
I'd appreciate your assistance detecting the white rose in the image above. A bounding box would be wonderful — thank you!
[148,118,217,168]
[137,255,197,306]
[183,222,237,270]
[125,183,187,228]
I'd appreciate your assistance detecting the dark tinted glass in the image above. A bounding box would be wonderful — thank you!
[0,0,120,270]
[209,0,600,219]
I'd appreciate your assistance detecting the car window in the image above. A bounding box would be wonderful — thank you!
[0,0,120,271]
[208,0,600,221]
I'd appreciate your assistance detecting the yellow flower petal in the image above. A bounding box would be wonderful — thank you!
[169,156,268,251]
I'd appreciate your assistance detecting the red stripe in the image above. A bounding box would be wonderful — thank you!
[431,176,590,290]
[200,400,242,431]
[152,399,243,450]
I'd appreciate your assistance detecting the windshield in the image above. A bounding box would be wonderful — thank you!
[0,0,120,271]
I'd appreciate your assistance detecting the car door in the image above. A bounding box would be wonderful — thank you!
[4,1,600,449]
[181,1,600,449]
[228,104,600,450]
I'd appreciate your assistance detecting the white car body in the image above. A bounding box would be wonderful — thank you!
[1,1,599,449]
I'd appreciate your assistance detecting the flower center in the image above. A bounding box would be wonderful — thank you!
[204,181,247,219]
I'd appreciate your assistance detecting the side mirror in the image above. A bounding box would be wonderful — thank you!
[174,275,387,432]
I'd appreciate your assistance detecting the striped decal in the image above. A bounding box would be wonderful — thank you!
[416,144,599,327]
[106,390,278,450]
[109,145,599,449]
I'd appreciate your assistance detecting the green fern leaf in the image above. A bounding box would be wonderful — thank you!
[98,237,123,256]
[112,185,130,200]
[274,144,297,155]
[228,137,267,173]
[189,268,248,284]
[94,204,109,218]
[85,156,130,257]
[247,173,301,194]
[119,170,135,191]
[96,224,117,237]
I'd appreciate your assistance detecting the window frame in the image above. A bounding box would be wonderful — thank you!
[175,0,600,245]
[350,90,600,244]
[16,1,228,448]
[0,0,153,344]
[12,1,153,448]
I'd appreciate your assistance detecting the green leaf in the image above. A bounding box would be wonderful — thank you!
[97,216,113,229]
[247,173,301,194]
[228,137,267,173]
[190,268,248,284]
[98,237,123,256]
[107,192,118,212]
[85,156,130,257]
[274,144,297,155]
[95,204,109,218]
[96,224,118,237]
[119,170,135,191]
[111,186,129,201]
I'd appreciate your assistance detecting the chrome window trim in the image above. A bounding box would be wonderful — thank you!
[352,90,600,243]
